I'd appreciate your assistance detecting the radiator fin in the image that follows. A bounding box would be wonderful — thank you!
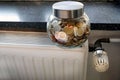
[0,44,88,80]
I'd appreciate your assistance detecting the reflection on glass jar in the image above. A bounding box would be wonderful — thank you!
[47,1,90,47]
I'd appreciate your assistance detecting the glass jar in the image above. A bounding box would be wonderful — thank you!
[47,1,90,47]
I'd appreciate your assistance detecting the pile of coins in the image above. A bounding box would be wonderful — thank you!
[48,17,90,47]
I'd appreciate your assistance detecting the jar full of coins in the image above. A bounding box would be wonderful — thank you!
[47,1,90,47]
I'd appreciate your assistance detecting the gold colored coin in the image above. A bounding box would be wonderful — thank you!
[73,27,84,37]
[76,22,84,28]
[77,27,84,36]
[85,27,90,35]
[63,26,74,35]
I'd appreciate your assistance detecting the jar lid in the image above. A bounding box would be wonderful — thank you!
[52,1,84,19]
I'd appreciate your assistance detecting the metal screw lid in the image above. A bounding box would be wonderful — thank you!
[52,1,84,19]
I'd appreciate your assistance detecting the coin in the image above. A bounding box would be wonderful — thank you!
[63,25,74,35]
[77,27,84,36]
[55,31,68,43]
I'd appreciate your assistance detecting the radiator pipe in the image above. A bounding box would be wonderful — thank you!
[110,38,120,43]
[94,38,110,51]
[93,38,120,51]
[89,38,120,52]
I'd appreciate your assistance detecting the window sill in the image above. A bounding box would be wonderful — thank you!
[0,2,120,31]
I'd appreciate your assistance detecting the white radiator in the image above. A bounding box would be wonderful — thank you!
[0,42,88,80]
